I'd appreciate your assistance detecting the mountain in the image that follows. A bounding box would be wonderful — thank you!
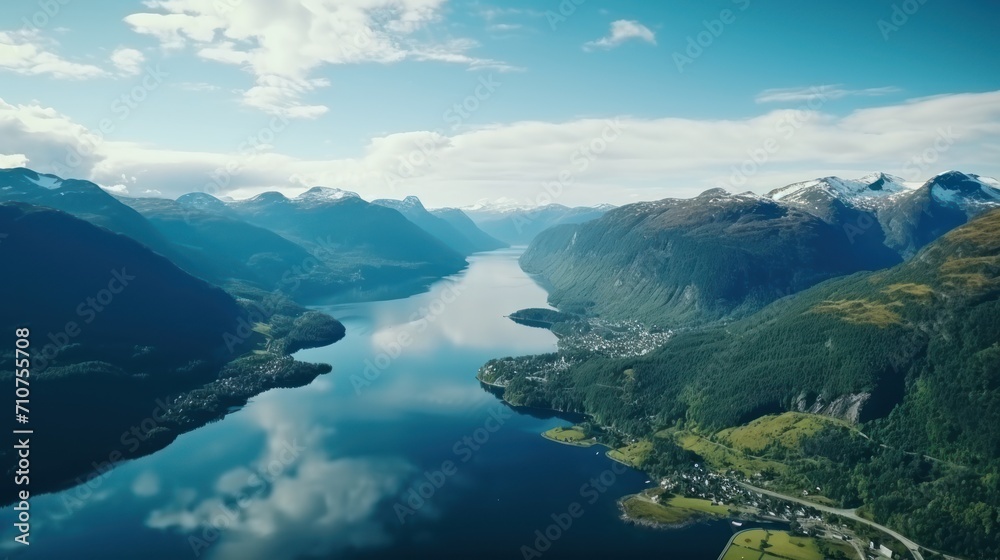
[878,171,1000,258]
[121,196,334,297]
[0,167,174,255]
[767,172,911,218]
[0,168,259,288]
[463,203,612,245]
[175,191,241,219]
[227,187,468,298]
[0,202,343,502]
[372,195,505,255]
[768,171,1000,259]
[430,207,507,252]
[520,189,901,327]
[0,168,474,301]
[486,208,1000,558]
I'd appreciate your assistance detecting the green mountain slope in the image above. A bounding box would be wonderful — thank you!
[122,196,337,297]
[520,189,901,327]
[486,209,1000,558]
[0,203,343,503]
[228,188,468,298]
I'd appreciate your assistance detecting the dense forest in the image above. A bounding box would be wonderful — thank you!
[488,209,1000,558]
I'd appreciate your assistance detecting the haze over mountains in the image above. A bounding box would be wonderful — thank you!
[460,200,615,245]
[0,168,516,302]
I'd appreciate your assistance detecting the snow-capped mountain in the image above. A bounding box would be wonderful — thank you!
[295,186,361,207]
[879,171,1000,258]
[925,170,1000,209]
[767,172,911,215]
[175,191,239,217]
[459,197,535,214]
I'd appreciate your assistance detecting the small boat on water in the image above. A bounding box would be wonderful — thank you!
[731,521,744,527]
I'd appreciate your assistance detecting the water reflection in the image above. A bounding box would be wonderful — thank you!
[1,250,739,560]
[145,401,411,560]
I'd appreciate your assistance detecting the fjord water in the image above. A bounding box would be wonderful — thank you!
[6,249,740,560]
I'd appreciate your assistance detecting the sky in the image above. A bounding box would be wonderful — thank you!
[1,0,999,208]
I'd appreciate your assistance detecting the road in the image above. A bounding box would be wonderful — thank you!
[740,483,929,560]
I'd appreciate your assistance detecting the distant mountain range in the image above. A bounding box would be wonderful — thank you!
[461,202,614,245]
[183,187,471,300]
[373,195,506,255]
[521,171,1000,327]
[0,168,505,302]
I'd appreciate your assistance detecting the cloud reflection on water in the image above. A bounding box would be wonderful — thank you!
[145,400,412,560]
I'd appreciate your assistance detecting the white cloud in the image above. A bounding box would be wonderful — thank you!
[583,20,656,52]
[0,30,107,79]
[755,85,901,104]
[477,7,545,21]
[174,81,221,92]
[3,91,1000,208]
[124,0,516,118]
[110,47,146,76]
[487,23,523,32]
[0,153,28,167]
[132,471,161,497]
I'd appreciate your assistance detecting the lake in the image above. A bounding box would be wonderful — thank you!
[3,249,749,560]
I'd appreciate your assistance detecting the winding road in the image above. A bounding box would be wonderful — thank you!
[740,482,964,560]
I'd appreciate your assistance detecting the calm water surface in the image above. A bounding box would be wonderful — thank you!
[4,249,755,560]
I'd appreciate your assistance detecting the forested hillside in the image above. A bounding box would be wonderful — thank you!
[521,189,900,326]
[487,208,1000,558]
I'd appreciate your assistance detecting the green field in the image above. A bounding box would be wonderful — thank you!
[541,426,596,447]
[607,440,653,467]
[721,545,763,560]
[715,412,845,454]
[671,431,787,477]
[620,494,729,526]
[720,529,854,560]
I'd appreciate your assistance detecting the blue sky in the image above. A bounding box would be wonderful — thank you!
[1,0,998,207]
